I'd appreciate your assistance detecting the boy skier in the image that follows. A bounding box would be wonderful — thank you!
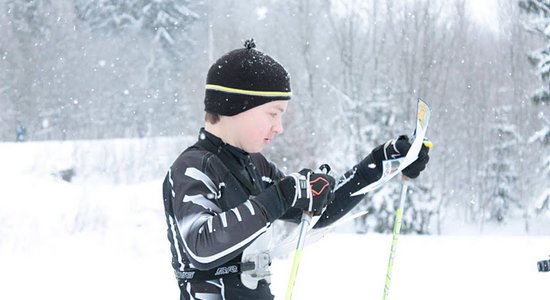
[162,39,429,299]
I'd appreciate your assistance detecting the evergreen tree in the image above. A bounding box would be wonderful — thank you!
[354,92,403,234]
[519,0,550,104]
[136,0,200,136]
[519,0,550,217]
[75,0,200,137]
[483,105,521,224]
[405,183,439,234]
[530,117,550,215]
[74,0,138,34]
[6,0,57,140]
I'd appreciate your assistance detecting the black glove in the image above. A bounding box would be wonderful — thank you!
[370,135,430,179]
[278,169,335,216]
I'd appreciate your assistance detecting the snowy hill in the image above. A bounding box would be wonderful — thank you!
[0,136,195,185]
[0,138,548,300]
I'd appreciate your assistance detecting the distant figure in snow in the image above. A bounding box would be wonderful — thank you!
[16,123,26,142]
[161,39,431,299]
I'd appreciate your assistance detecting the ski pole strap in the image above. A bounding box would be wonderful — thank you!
[175,261,256,282]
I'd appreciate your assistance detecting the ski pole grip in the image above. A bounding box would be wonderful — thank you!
[423,139,433,148]
[300,163,331,215]
[400,139,431,181]
[318,163,331,175]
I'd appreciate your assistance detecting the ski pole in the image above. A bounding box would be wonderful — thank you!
[381,176,410,300]
[285,165,332,300]
[285,211,313,300]
[381,138,432,299]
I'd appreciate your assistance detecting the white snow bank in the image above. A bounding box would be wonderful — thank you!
[0,136,194,184]
[0,172,548,300]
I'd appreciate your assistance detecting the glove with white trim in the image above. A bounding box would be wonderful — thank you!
[278,169,335,216]
[370,135,430,179]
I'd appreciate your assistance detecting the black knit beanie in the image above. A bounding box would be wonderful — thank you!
[204,39,292,116]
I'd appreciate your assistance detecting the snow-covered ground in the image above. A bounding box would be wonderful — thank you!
[0,139,548,299]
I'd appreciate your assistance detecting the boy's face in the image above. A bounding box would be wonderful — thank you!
[225,100,288,153]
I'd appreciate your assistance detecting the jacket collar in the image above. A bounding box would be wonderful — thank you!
[196,128,262,195]
[199,128,249,163]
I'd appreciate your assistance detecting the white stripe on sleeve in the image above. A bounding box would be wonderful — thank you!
[244,200,255,215]
[231,207,242,222]
[185,167,217,194]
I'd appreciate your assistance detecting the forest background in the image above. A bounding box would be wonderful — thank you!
[1,0,549,234]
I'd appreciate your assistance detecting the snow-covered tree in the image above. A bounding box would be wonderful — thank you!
[5,0,70,140]
[317,0,402,233]
[519,0,550,218]
[353,93,402,233]
[482,105,521,224]
[75,0,201,137]
[0,9,19,138]
[519,0,550,104]
[135,0,200,136]
[529,117,550,215]
[404,182,440,234]
[5,0,49,133]
[74,0,137,34]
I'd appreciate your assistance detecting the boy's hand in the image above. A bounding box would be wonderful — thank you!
[370,135,430,179]
[278,169,335,215]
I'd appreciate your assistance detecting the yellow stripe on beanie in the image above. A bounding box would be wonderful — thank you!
[206,84,292,97]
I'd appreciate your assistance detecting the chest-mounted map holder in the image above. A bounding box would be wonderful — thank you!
[538,255,550,272]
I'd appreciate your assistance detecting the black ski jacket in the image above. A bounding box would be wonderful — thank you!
[162,128,380,299]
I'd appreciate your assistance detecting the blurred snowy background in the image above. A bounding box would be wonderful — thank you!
[0,0,549,299]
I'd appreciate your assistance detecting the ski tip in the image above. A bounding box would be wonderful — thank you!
[417,97,430,107]
[416,98,431,131]
[418,98,431,110]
